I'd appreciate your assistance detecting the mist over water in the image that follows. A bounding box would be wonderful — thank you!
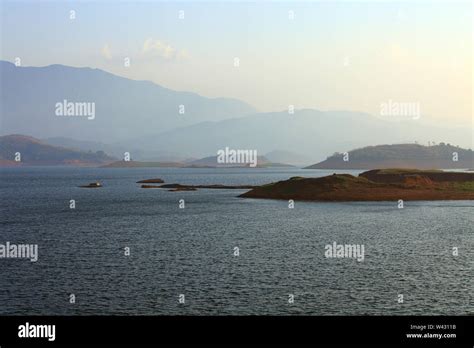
[0,167,472,315]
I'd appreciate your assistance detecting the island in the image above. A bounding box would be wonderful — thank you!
[141,183,255,191]
[239,169,474,201]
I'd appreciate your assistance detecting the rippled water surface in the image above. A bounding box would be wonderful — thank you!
[0,167,472,315]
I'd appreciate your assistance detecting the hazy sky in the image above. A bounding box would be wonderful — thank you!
[1,0,472,125]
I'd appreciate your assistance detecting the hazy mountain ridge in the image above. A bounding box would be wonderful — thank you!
[1,61,471,162]
[0,60,257,142]
[42,136,197,162]
[264,150,313,166]
[123,109,472,161]
[186,155,293,168]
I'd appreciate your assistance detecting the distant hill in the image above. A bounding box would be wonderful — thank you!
[101,160,184,168]
[186,155,292,168]
[0,134,116,165]
[305,143,474,170]
[264,150,313,166]
[0,60,256,142]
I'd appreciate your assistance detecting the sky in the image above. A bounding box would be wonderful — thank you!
[1,0,472,126]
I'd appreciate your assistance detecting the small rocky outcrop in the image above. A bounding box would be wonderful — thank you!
[136,178,164,183]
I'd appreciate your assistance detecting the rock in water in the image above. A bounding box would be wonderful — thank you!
[79,182,102,188]
[136,178,164,183]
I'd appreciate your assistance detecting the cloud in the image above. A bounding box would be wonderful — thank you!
[101,43,112,60]
[176,49,190,60]
[142,38,188,60]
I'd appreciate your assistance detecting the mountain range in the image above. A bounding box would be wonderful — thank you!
[0,60,256,143]
[123,109,471,161]
[0,134,293,168]
[1,60,472,162]
[2,134,473,170]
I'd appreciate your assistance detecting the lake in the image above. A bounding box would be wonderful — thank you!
[0,167,472,315]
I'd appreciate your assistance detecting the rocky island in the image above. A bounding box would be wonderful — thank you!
[141,183,255,191]
[136,178,164,183]
[239,169,474,201]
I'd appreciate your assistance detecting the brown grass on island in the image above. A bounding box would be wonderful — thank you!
[239,169,474,201]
